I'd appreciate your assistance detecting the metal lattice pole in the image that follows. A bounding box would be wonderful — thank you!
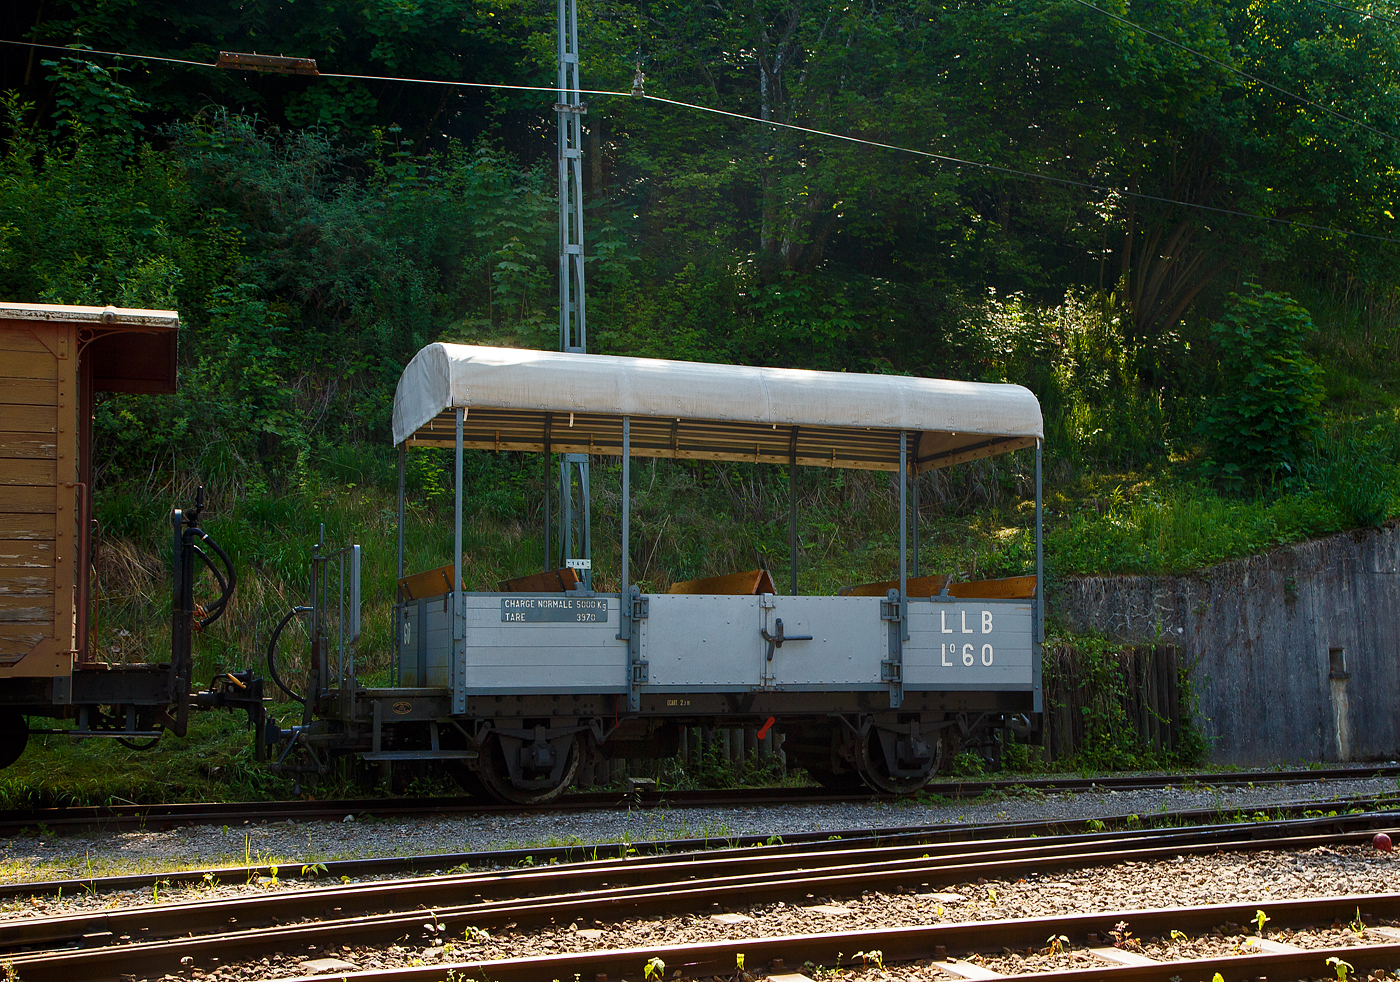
[557,0,591,586]
[557,0,586,355]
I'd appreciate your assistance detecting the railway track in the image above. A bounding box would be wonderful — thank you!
[0,808,1394,982]
[5,791,1398,901]
[0,762,1393,833]
[267,893,1400,982]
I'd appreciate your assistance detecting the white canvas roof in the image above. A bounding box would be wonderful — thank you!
[393,343,1042,472]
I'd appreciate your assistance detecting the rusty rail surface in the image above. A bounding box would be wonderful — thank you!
[1,813,1396,982]
[0,763,1393,834]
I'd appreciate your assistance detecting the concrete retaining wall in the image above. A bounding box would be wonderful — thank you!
[1055,523,1400,765]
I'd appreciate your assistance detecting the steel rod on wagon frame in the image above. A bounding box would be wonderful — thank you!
[556,0,591,583]
[911,454,919,578]
[789,426,799,595]
[1033,439,1044,714]
[452,408,465,715]
[395,443,405,685]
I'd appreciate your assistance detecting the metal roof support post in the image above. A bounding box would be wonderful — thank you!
[452,408,466,715]
[395,442,405,686]
[1033,439,1044,714]
[620,417,630,600]
[899,431,908,639]
[911,452,919,579]
[789,426,799,596]
[543,414,552,572]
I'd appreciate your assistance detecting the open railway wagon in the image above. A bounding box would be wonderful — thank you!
[268,343,1047,802]
[0,302,258,766]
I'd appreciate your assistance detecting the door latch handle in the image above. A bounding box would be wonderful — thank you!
[761,617,813,661]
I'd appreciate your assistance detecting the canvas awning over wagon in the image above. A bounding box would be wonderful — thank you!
[392,344,1042,472]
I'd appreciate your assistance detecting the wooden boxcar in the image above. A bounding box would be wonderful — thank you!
[0,302,253,766]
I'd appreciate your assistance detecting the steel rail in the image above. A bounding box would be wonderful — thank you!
[0,763,1393,833]
[4,811,1390,951]
[264,894,1400,982]
[1,819,1395,981]
[5,793,1397,901]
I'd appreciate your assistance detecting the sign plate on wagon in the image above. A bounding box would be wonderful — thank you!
[501,597,609,623]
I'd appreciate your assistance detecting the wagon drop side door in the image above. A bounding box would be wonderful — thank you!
[759,595,887,690]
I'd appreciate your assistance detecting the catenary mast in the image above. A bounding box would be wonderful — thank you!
[554,0,592,586]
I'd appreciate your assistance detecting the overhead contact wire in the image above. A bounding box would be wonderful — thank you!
[2,37,1398,245]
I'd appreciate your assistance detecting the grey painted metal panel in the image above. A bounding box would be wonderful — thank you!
[904,600,1034,690]
[416,593,627,694]
[399,599,451,687]
[763,596,887,688]
[406,591,1032,699]
[640,595,762,688]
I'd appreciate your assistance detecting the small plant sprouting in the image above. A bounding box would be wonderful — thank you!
[1086,819,1106,833]
[201,871,219,892]
[1109,921,1133,948]
[1254,910,1270,935]
[301,863,328,879]
[644,956,666,981]
[151,878,171,903]
[1328,956,1355,981]
[1212,973,1225,982]
[1349,907,1366,937]
[463,925,490,942]
[1046,934,1070,956]
[987,887,998,904]
[1169,930,1188,942]
[853,950,885,970]
[266,865,280,887]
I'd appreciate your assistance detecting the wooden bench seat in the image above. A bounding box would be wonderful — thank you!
[840,574,951,597]
[839,574,1036,599]
[397,563,462,601]
[497,567,581,593]
[668,568,776,595]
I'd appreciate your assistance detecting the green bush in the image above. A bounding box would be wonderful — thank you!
[1306,418,1400,529]
[1199,287,1325,485]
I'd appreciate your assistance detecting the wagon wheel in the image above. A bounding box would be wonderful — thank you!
[0,710,28,770]
[477,731,581,806]
[856,725,943,795]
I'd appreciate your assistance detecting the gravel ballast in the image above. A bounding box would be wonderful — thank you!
[0,774,1395,885]
[173,841,1400,980]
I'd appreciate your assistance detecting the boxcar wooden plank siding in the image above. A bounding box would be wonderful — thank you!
[0,515,56,539]
[0,316,75,671]
[0,379,58,407]
[0,406,57,433]
[0,458,57,487]
[0,594,54,622]
[0,541,53,566]
[0,330,51,353]
[0,351,59,381]
[0,487,56,513]
[0,571,52,596]
[0,435,58,459]
[0,624,44,656]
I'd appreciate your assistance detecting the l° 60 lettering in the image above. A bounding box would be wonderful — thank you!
[942,642,994,667]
